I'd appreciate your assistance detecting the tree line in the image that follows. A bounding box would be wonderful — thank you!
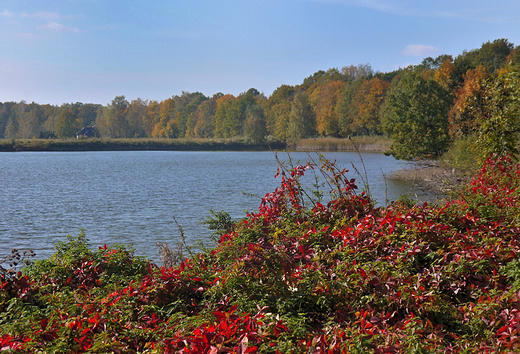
[1,38,519,161]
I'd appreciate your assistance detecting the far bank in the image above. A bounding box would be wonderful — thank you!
[0,136,392,153]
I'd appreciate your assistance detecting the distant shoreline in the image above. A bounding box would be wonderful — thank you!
[0,136,392,153]
[0,138,286,152]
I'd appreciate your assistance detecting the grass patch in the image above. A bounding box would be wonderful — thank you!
[295,135,392,152]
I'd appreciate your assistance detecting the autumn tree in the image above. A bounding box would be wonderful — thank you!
[475,39,514,75]
[448,66,489,139]
[309,80,344,137]
[193,98,217,138]
[419,55,452,71]
[271,100,292,141]
[382,67,451,160]
[347,77,390,135]
[143,100,160,137]
[433,56,455,91]
[169,92,206,137]
[150,98,178,138]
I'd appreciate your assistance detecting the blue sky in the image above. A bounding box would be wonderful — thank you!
[0,0,519,105]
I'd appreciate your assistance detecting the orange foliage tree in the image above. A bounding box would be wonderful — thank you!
[349,77,390,135]
[448,66,489,139]
[309,80,344,136]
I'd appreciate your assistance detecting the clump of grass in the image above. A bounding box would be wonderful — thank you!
[0,249,36,278]
[156,242,183,268]
[441,135,480,174]
[296,135,392,152]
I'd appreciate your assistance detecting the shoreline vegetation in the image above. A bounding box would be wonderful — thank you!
[387,161,469,196]
[295,136,392,153]
[0,137,287,152]
[0,136,391,153]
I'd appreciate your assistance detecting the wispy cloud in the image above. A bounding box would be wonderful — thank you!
[41,21,82,33]
[430,8,510,23]
[21,12,72,20]
[402,45,439,57]
[17,32,39,40]
[354,0,397,13]
[299,0,518,23]
[299,0,395,11]
[1,9,14,17]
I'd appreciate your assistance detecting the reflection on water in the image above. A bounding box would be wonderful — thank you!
[0,151,437,263]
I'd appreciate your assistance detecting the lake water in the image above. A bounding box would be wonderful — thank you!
[0,151,434,264]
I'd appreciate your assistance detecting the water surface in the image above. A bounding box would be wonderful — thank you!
[0,151,432,263]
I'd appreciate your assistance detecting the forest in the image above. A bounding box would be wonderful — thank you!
[1,38,519,164]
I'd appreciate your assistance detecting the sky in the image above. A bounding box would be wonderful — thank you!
[0,0,519,106]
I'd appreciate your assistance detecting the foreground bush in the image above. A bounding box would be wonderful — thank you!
[1,155,520,353]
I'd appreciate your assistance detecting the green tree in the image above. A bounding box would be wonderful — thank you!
[56,108,80,139]
[96,96,129,138]
[474,67,520,162]
[4,118,17,139]
[271,100,292,141]
[267,85,295,140]
[18,111,40,138]
[338,78,364,136]
[382,67,451,160]
[288,91,314,143]
[340,63,373,82]
[454,39,514,84]
[243,104,267,143]
[169,92,206,137]
[77,103,102,128]
[126,98,148,137]
[213,94,237,138]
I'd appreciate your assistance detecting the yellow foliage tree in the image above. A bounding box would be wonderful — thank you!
[309,80,344,136]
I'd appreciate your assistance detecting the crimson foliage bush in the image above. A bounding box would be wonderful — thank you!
[1,155,520,353]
